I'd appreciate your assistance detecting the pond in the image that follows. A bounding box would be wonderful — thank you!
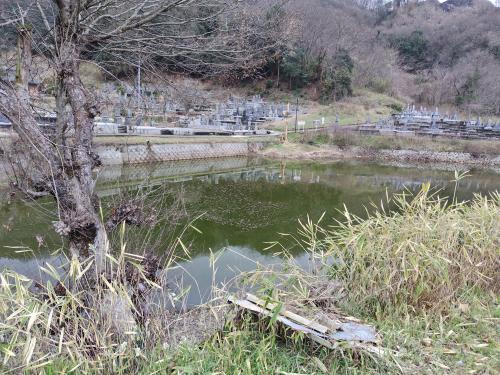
[1,157,499,306]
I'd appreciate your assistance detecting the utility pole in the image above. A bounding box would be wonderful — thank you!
[15,25,32,90]
[136,59,142,98]
[294,97,299,133]
[136,57,143,121]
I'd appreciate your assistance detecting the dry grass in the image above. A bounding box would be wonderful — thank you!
[262,131,500,162]
[79,62,105,90]
[326,131,500,155]
[320,186,500,314]
[0,186,199,374]
[253,185,500,373]
[218,185,500,373]
[0,259,137,373]
[263,90,404,131]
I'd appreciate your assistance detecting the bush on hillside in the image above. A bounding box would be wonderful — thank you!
[389,30,437,72]
[321,51,354,102]
[455,67,480,106]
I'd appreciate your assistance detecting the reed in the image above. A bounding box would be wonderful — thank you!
[0,197,196,375]
[316,185,500,314]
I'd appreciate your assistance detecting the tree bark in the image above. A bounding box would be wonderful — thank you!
[1,16,108,271]
[277,58,280,88]
[52,37,108,269]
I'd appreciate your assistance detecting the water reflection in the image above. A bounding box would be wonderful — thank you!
[97,158,499,199]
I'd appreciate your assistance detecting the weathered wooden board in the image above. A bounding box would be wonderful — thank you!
[228,294,387,357]
[246,293,329,334]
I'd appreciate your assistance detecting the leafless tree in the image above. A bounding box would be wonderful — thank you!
[0,0,284,268]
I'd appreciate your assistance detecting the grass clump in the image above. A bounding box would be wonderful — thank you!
[361,289,500,374]
[281,184,500,373]
[0,214,188,374]
[323,186,499,314]
[174,318,399,374]
[0,261,158,374]
[173,326,323,374]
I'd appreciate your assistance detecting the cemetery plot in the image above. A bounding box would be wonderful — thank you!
[358,105,500,140]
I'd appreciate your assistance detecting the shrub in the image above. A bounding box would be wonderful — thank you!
[321,51,354,102]
[490,45,500,60]
[281,48,313,90]
[455,68,480,106]
[329,130,357,149]
[387,103,403,113]
[367,77,392,94]
[390,30,436,72]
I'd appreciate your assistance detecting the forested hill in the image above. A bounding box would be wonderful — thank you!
[259,0,500,114]
[0,0,499,114]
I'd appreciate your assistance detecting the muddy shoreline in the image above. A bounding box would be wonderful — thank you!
[257,144,500,172]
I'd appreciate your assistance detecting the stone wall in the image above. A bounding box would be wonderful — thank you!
[95,141,267,165]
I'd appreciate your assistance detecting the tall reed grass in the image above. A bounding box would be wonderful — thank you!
[0,207,198,374]
[315,185,499,314]
[0,245,157,373]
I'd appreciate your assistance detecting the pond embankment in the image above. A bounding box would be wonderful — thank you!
[258,141,500,169]
[0,134,274,186]
[0,133,274,168]
[95,140,268,165]
[2,132,499,184]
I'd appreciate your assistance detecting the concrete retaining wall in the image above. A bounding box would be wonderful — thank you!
[95,141,266,165]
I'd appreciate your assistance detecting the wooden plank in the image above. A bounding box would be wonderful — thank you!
[246,293,328,334]
[228,296,325,337]
[228,296,388,358]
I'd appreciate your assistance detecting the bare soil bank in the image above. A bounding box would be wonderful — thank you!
[258,143,500,169]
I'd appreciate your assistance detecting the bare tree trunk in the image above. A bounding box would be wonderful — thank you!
[2,22,108,270]
[277,58,280,88]
[54,77,68,148]
[53,39,108,268]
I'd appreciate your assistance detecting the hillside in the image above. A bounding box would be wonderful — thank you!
[1,0,498,116]
[0,2,499,374]
[250,0,500,115]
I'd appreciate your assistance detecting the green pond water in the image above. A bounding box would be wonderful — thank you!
[1,157,499,305]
